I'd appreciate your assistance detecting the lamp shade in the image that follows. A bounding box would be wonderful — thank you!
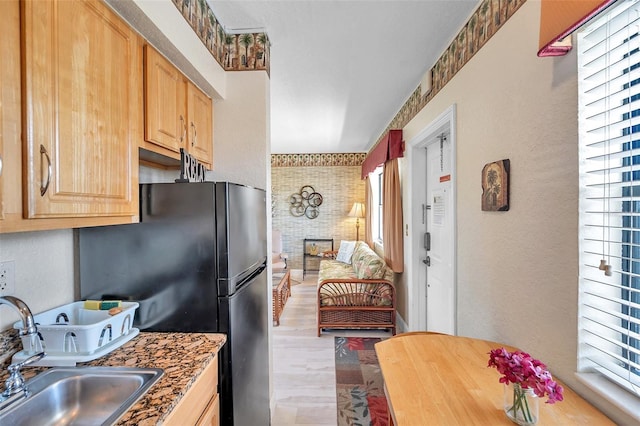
[348,202,365,218]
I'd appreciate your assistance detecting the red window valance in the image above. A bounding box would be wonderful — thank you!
[361,130,403,180]
[538,0,616,57]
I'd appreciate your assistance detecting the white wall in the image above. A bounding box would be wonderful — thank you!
[209,72,270,189]
[400,2,633,424]
[0,230,74,330]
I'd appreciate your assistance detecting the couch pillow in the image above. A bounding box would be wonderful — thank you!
[352,242,388,279]
[335,240,356,264]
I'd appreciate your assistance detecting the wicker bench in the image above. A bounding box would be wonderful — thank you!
[317,241,396,336]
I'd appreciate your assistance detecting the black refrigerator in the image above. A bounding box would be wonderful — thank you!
[76,182,270,426]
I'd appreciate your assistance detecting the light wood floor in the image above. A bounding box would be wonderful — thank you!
[270,271,391,426]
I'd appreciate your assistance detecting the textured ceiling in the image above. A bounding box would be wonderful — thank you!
[210,0,480,153]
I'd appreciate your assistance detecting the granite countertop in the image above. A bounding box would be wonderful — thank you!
[0,332,226,425]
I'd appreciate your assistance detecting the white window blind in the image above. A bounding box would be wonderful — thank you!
[579,0,640,397]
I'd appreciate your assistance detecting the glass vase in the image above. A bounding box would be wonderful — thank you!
[503,383,539,425]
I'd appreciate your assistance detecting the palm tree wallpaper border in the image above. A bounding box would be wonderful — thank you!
[482,159,510,212]
[271,153,366,168]
[172,0,270,74]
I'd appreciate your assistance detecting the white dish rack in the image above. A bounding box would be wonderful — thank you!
[12,301,139,365]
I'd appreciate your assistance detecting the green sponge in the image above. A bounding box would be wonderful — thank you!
[82,300,122,310]
[99,300,121,310]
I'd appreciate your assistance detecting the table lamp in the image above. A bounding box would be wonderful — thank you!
[348,202,365,241]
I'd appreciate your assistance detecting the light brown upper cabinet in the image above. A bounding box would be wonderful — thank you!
[0,0,21,226]
[143,45,213,169]
[143,45,186,156]
[187,81,214,166]
[21,0,140,220]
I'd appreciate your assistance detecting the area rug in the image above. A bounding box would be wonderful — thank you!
[334,337,389,426]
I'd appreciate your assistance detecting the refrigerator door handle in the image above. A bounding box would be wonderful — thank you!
[219,259,267,296]
[242,262,267,287]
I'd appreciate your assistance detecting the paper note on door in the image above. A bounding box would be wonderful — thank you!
[433,190,446,226]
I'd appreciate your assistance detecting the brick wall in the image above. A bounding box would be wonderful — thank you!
[271,165,365,270]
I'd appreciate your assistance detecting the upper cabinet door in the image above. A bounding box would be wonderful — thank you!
[0,0,20,223]
[142,44,213,170]
[22,0,139,219]
[187,81,213,168]
[144,45,187,154]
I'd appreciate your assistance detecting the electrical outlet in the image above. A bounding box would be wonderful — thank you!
[0,260,16,295]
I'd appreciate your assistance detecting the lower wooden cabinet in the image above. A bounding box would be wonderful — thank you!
[163,354,219,426]
[197,393,220,426]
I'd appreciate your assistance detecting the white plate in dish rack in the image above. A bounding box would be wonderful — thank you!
[11,328,140,367]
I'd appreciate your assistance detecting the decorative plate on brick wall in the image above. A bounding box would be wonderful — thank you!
[290,185,323,219]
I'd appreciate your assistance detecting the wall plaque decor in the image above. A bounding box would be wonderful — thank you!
[481,159,510,211]
[289,185,323,219]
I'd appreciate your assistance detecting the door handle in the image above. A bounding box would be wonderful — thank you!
[40,144,52,196]
[179,115,186,142]
[424,232,431,251]
[423,256,431,266]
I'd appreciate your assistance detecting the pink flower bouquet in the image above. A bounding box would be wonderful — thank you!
[488,348,564,424]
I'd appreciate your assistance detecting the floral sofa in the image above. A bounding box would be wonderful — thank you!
[317,241,396,336]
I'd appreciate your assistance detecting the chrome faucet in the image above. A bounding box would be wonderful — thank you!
[1,351,46,400]
[0,296,38,338]
[0,296,45,402]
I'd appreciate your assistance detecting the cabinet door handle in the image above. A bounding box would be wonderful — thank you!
[40,144,52,196]
[190,122,196,147]
[0,154,3,178]
[179,115,186,143]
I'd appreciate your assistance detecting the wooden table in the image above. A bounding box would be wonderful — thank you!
[375,333,614,425]
[272,269,291,326]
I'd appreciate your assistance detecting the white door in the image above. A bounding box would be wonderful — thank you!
[424,134,455,334]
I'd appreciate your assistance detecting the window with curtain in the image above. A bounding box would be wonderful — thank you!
[370,166,384,243]
[578,0,640,397]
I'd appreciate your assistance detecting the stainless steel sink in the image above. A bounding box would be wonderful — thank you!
[0,366,163,426]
